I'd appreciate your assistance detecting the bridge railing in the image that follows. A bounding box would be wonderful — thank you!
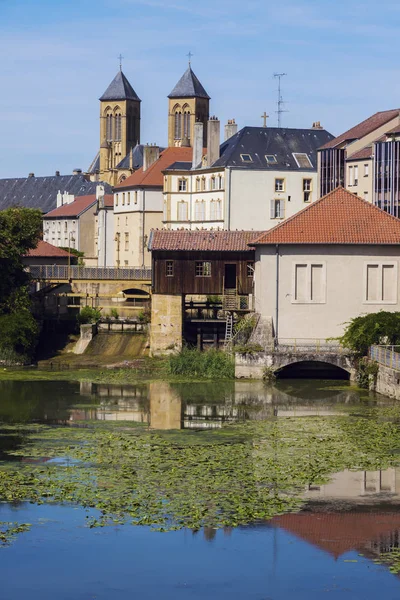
[276,338,343,353]
[28,265,152,281]
[370,345,400,370]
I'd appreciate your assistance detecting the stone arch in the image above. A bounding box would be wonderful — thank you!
[275,359,351,380]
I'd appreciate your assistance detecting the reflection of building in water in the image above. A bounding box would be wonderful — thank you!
[272,511,400,561]
[149,382,181,430]
[305,468,400,501]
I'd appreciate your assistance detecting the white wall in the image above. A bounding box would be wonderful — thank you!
[255,244,400,340]
[97,208,114,267]
[229,169,318,231]
[43,218,79,250]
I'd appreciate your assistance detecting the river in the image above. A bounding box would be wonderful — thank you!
[1,376,400,599]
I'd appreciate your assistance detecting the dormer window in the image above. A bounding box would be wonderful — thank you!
[293,153,313,169]
[265,155,277,164]
[240,154,253,163]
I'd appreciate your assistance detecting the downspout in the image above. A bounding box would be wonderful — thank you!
[275,244,279,347]
[142,189,146,268]
[226,167,232,229]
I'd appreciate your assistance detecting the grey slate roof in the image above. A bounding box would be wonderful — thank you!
[211,127,334,171]
[116,144,145,170]
[168,66,210,99]
[87,152,100,174]
[100,70,141,102]
[165,161,192,171]
[0,174,112,214]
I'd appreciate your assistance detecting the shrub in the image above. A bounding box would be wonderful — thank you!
[234,343,264,355]
[0,310,39,361]
[338,311,400,356]
[110,308,119,319]
[138,309,150,323]
[77,306,102,325]
[262,366,276,383]
[356,357,379,389]
[167,348,235,379]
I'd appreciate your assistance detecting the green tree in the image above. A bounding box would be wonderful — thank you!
[338,311,400,355]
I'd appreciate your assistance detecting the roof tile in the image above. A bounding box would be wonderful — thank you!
[320,109,400,150]
[44,195,97,218]
[149,230,263,252]
[115,147,193,189]
[25,240,72,258]
[251,187,400,245]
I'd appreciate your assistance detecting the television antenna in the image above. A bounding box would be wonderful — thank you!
[273,73,288,128]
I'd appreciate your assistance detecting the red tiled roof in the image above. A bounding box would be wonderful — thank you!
[115,147,194,189]
[25,240,72,257]
[103,194,114,207]
[44,195,97,218]
[273,512,400,559]
[346,145,373,161]
[320,109,400,150]
[149,230,263,252]
[251,187,400,245]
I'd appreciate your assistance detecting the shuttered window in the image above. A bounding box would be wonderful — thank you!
[365,263,397,303]
[293,263,326,303]
[178,202,188,221]
[270,199,285,219]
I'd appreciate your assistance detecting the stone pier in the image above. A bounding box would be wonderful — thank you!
[150,294,183,356]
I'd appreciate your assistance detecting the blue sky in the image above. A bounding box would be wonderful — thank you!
[1,0,400,177]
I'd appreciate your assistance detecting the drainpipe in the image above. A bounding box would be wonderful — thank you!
[226,167,232,229]
[142,189,146,268]
[275,244,279,347]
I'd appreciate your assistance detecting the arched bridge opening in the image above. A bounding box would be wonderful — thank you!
[275,360,350,380]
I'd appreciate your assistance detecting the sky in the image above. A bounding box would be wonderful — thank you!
[1,0,400,178]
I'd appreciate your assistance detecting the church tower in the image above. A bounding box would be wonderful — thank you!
[168,64,210,148]
[99,70,141,182]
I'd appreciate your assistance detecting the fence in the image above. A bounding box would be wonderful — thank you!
[28,265,152,281]
[370,345,400,370]
[276,338,342,354]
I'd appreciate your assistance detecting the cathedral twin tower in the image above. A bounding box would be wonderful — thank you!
[96,65,210,185]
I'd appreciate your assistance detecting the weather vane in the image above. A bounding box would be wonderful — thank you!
[118,54,124,71]
[187,51,193,66]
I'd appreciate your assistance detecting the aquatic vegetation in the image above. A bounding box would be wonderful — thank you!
[167,348,235,379]
[2,406,400,534]
[375,549,400,574]
[0,522,31,546]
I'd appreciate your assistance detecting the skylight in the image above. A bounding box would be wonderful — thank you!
[240,154,253,163]
[265,155,277,164]
[293,153,313,169]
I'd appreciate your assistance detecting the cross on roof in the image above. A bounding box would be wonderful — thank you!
[261,111,269,127]
[118,53,124,71]
[187,51,193,65]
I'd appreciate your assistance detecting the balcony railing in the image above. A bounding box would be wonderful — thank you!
[370,345,400,370]
[28,265,152,281]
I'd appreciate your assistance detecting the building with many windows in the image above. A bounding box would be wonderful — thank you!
[163,120,333,230]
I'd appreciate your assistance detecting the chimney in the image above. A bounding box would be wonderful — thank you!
[55,170,60,176]
[96,184,105,209]
[207,116,220,167]
[143,144,160,172]
[192,121,203,169]
[57,191,62,208]
[312,121,323,130]
[224,119,238,141]
[28,172,34,178]
[73,168,82,175]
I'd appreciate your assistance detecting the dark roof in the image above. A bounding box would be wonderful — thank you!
[251,187,400,245]
[346,146,373,161]
[0,174,112,214]
[168,66,210,99]
[87,152,100,174]
[148,230,262,252]
[99,70,141,102]
[44,195,97,218]
[320,109,400,150]
[165,161,193,170]
[116,144,145,170]
[209,127,333,171]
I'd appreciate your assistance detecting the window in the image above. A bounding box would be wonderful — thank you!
[117,217,120,227]
[265,155,277,164]
[211,176,217,190]
[195,261,212,277]
[354,165,359,186]
[163,201,167,221]
[178,201,188,221]
[183,111,191,139]
[178,178,187,192]
[210,200,222,221]
[194,200,205,221]
[106,113,113,142]
[174,111,182,140]
[64,222,68,231]
[125,232,129,251]
[364,262,397,303]
[115,194,119,206]
[201,177,206,191]
[293,153,313,169]
[275,178,285,192]
[292,262,326,303]
[195,177,200,192]
[364,163,369,177]
[364,191,369,201]
[127,192,131,205]
[240,154,253,163]
[270,199,285,219]
[247,262,255,277]
[166,261,174,277]
[122,192,125,206]
[303,178,312,202]
[125,216,128,226]
[124,260,129,266]
[115,113,122,141]
[134,191,138,204]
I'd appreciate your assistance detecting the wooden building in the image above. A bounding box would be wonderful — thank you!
[148,230,262,355]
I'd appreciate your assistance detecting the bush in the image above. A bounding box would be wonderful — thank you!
[356,357,379,389]
[0,310,39,361]
[338,311,400,356]
[77,306,102,325]
[234,343,264,355]
[110,308,119,319]
[167,348,235,379]
[138,309,150,323]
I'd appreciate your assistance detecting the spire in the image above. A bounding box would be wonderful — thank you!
[168,66,210,99]
[100,71,141,102]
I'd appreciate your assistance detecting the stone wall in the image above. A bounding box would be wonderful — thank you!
[376,364,400,400]
[74,324,98,354]
[150,294,183,356]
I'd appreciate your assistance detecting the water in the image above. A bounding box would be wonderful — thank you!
[1,377,400,599]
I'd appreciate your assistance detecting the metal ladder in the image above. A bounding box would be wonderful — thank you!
[224,312,234,348]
